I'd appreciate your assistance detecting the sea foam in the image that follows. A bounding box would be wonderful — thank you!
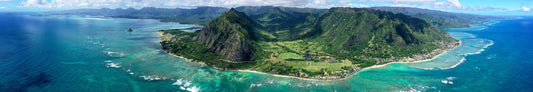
[103,50,125,57]
[186,86,200,92]
[250,83,263,88]
[106,63,120,68]
[139,75,167,81]
[172,79,200,92]
[439,39,494,70]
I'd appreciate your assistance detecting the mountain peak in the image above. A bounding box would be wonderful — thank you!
[227,8,241,14]
[229,8,237,11]
[226,8,241,13]
[195,7,257,62]
[219,8,254,27]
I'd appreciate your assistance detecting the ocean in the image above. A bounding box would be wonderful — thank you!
[0,13,531,92]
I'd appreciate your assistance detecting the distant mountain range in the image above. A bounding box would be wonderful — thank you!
[371,7,506,28]
[48,6,505,29]
[49,7,228,24]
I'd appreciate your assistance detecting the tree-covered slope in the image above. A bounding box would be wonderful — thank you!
[196,8,257,62]
[247,7,321,41]
[312,8,455,59]
[159,9,259,69]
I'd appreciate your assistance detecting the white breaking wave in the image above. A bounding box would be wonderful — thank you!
[186,86,200,92]
[173,79,193,87]
[250,83,263,88]
[399,85,437,92]
[102,48,126,57]
[438,39,494,70]
[126,69,134,75]
[139,75,167,81]
[441,76,456,84]
[441,80,453,84]
[446,77,456,80]
[439,57,466,70]
[106,63,120,68]
[103,50,126,57]
[172,79,200,92]
[464,40,491,55]
[483,40,495,48]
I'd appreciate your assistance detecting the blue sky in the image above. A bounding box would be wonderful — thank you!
[0,0,531,15]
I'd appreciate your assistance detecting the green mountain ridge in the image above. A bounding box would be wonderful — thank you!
[159,7,460,79]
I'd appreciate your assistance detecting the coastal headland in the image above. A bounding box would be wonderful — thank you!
[157,7,465,80]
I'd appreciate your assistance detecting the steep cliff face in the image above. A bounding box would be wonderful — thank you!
[196,8,257,62]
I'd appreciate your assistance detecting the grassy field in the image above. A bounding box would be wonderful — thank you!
[279,53,302,59]
[256,40,355,74]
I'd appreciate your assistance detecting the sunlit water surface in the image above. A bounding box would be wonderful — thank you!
[0,14,531,92]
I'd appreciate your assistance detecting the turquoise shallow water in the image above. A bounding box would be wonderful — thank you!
[0,14,532,92]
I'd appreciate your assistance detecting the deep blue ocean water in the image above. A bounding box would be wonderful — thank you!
[0,13,532,92]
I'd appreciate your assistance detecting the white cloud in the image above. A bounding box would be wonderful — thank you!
[390,4,419,8]
[16,0,502,12]
[374,0,435,2]
[21,0,54,8]
[0,0,10,1]
[347,3,370,7]
[522,6,531,11]
[20,0,313,8]
[431,0,464,10]
[19,0,450,9]
[0,7,5,9]
[447,0,462,7]
[469,6,506,11]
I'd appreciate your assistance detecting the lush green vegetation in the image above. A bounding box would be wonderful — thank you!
[159,29,257,69]
[351,57,377,68]
[159,7,459,79]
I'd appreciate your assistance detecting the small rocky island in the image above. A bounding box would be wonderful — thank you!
[128,28,133,32]
[159,8,459,80]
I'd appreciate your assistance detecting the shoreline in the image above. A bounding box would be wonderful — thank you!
[243,40,461,81]
[157,31,462,81]
[364,40,462,70]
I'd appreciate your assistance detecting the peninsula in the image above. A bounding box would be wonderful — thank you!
[159,7,460,80]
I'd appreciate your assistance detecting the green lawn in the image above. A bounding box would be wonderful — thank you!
[279,52,302,59]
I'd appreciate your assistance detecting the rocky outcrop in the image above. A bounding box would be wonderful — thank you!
[195,8,257,62]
